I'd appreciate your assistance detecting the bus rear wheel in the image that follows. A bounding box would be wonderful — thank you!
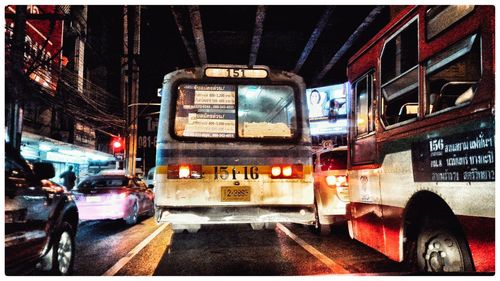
[415,220,473,272]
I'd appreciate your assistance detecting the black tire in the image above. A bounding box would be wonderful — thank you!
[414,218,474,273]
[264,222,277,230]
[49,222,75,275]
[125,201,139,225]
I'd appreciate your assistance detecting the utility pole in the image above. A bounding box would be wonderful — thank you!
[123,5,141,176]
[7,5,27,151]
[120,5,129,169]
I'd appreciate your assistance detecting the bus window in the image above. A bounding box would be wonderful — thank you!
[173,84,296,139]
[426,33,481,114]
[174,84,236,138]
[238,85,296,138]
[426,5,475,40]
[354,73,374,136]
[381,19,419,126]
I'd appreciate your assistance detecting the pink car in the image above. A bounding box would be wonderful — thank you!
[72,175,154,225]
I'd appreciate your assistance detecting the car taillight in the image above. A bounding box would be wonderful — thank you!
[326,175,348,187]
[326,175,349,201]
[167,165,202,179]
[110,192,127,201]
[270,164,303,179]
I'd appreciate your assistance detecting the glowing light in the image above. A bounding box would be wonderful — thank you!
[59,149,84,156]
[326,175,337,186]
[179,165,190,178]
[110,193,127,201]
[337,176,347,184]
[282,166,292,177]
[113,140,122,149]
[271,166,281,177]
[39,143,52,151]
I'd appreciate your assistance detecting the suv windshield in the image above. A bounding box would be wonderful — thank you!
[77,176,129,189]
[174,84,297,139]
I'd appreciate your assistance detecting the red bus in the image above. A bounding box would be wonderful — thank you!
[346,6,494,273]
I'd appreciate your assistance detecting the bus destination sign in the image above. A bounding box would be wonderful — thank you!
[411,128,495,182]
[204,67,268,79]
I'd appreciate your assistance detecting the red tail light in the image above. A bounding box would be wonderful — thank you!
[325,175,349,201]
[326,175,348,187]
[270,164,303,179]
[179,165,190,178]
[167,165,202,179]
[110,192,128,201]
[271,166,281,177]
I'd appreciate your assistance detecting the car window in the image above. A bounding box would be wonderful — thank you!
[320,150,347,171]
[77,177,129,189]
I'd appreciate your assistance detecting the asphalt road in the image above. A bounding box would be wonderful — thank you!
[70,216,407,276]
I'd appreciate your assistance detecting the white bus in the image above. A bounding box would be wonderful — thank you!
[154,65,315,233]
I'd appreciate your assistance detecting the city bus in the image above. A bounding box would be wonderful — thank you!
[154,65,315,233]
[346,6,494,273]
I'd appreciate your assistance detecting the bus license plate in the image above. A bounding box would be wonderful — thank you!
[221,186,250,202]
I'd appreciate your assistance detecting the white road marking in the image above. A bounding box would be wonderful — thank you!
[276,223,350,274]
[102,222,170,276]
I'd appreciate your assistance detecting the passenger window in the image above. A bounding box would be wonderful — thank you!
[238,85,297,138]
[426,5,475,40]
[381,20,419,127]
[426,34,481,115]
[354,73,374,136]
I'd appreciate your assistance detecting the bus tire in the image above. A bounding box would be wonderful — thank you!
[264,222,276,230]
[250,223,265,230]
[172,224,200,234]
[415,218,474,272]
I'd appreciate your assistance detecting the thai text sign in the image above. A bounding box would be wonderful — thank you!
[411,129,495,182]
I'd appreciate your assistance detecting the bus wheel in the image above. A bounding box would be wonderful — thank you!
[250,223,265,230]
[416,222,473,272]
[264,222,276,230]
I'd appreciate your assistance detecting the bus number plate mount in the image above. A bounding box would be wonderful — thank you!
[221,186,251,202]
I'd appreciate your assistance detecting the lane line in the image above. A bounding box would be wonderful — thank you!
[102,222,170,276]
[276,223,351,274]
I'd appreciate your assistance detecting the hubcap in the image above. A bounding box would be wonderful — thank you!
[423,233,464,272]
[133,203,138,220]
[57,232,72,274]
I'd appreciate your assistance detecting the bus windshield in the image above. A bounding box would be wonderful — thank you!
[174,84,297,139]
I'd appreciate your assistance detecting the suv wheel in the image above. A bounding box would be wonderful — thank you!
[51,222,75,275]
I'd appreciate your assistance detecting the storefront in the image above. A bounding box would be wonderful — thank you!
[20,131,114,186]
